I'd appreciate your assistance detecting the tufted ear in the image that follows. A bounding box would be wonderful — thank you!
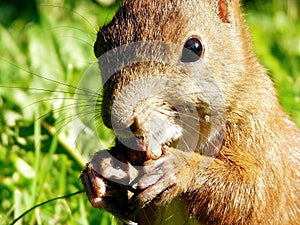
[216,0,243,26]
[218,0,230,23]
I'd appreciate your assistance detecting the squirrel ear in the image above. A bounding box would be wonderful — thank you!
[218,0,230,23]
[216,0,243,28]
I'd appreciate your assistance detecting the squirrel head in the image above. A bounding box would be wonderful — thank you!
[93,0,275,161]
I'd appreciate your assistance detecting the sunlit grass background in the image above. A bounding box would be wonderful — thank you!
[0,0,299,224]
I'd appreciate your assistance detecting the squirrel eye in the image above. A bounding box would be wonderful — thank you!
[181,36,204,63]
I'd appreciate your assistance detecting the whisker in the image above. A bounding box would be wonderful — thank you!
[57,35,94,48]
[43,102,101,126]
[0,59,98,96]
[34,105,74,123]
[0,85,98,98]
[176,110,201,121]
[44,25,95,42]
[39,4,97,33]
[38,109,101,159]
[71,110,114,157]
[156,107,205,125]
[41,120,86,167]
[178,134,191,151]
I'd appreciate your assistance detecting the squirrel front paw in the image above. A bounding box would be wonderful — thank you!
[81,146,203,221]
[132,147,202,207]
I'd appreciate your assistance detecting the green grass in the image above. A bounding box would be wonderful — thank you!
[0,0,120,224]
[0,0,299,225]
[245,0,300,125]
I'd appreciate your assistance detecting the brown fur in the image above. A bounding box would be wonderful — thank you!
[82,0,300,224]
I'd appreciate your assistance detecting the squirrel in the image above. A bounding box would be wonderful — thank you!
[80,0,300,224]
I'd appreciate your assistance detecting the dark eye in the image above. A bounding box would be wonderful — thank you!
[181,36,204,63]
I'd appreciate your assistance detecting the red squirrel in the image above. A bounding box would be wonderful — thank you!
[81,0,300,224]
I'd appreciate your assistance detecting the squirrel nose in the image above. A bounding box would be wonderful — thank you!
[129,117,141,135]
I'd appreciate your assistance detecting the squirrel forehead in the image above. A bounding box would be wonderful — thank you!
[94,0,220,58]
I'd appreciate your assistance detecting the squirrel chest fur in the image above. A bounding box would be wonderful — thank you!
[80,0,300,224]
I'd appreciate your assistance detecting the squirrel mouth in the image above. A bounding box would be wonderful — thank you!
[117,133,179,166]
[113,105,185,165]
